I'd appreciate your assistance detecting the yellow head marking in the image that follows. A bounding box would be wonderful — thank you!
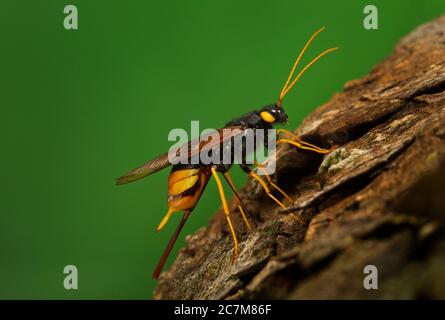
[260,111,275,123]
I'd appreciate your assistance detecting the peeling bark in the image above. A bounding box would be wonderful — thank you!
[154,16,445,300]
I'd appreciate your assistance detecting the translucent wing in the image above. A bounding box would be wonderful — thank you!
[115,152,171,185]
[115,125,244,185]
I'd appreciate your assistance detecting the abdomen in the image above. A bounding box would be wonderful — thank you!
[167,164,211,211]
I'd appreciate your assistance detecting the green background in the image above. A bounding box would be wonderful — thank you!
[1,0,444,299]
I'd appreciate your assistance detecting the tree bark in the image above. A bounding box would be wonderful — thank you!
[154,16,445,300]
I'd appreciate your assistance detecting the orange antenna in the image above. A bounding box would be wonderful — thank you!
[280,47,338,100]
[277,27,338,106]
[279,27,325,102]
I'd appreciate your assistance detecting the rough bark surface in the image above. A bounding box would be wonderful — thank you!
[154,16,445,300]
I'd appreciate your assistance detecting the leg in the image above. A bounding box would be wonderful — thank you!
[156,208,175,232]
[277,129,334,153]
[223,172,253,231]
[253,160,293,203]
[241,163,286,208]
[249,171,286,208]
[263,174,293,203]
[211,167,239,259]
[277,138,332,154]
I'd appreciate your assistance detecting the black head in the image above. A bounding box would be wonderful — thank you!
[259,104,288,125]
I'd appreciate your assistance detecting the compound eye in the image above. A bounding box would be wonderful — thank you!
[260,111,275,123]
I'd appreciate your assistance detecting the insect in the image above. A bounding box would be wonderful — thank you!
[115,27,337,279]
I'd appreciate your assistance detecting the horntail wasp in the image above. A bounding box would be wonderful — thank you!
[115,27,338,279]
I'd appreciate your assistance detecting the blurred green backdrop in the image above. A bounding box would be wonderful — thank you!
[1,0,444,299]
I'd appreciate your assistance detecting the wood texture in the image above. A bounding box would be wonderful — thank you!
[154,16,445,299]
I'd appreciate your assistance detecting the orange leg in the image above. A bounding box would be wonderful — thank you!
[277,129,334,153]
[249,171,286,208]
[264,174,293,203]
[156,208,175,232]
[223,172,252,231]
[277,138,332,154]
[211,167,239,259]
[254,160,293,204]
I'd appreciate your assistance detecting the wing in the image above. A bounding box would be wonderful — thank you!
[115,125,245,185]
[183,125,245,162]
[115,152,171,185]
